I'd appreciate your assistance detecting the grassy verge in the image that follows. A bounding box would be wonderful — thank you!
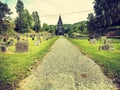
[0,37,58,90]
[67,38,120,87]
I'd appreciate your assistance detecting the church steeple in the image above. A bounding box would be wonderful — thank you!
[56,15,64,35]
[58,15,62,23]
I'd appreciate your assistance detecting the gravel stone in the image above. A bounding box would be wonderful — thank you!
[17,36,117,90]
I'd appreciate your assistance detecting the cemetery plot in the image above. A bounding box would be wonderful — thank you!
[0,32,53,53]
[68,38,120,88]
[99,37,115,51]
[0,34,57,90]
[87,36,115,51]
[17,37,116,90]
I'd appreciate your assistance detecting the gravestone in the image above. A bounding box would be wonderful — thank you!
[99,45,115,51]
[36,34,40,38]
[29,34,32,38]
[17,36,20,41]
[32,37,35,40]
[3,37,8,42]
[6,42,11,46]
[104,39,113,45]
[6,39,14,46]
[109,46,115,50]
[100,36,107,41]
[37,37,41,42]
[0,45,8,52]
[46,37,48,40]
[26,34,29,38]
[35,39,41,46]
[0,36,2,41]
[89,39,96,44]
[15,41,28,52]
[0,43,3,46]
[14,35,18,39]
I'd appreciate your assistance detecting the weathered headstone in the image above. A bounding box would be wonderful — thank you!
[26,34,29,38]
[99,45,115,51]
[46,37,48,40]
[104,39,113,45]
[3,37,8,42]
[32,37,34,40]
[100,36,107,41]
[5,39,14,46]
[109,46,115,50]
[37,37,41,42]
[6,42,11,46]
[0,45,8,52]
[30,34,32,38]
[36,34,40,38]
[15,41,28,52]
[35,39,41,46]
[17,37,20,41]
[89,38,96,44]
[0,36,2,41]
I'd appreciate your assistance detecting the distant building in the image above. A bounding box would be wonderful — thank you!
[56,15,64,35]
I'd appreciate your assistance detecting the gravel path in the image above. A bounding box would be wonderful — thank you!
[17,36,117,90]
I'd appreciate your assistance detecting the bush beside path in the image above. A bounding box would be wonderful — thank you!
[17,36,117,90]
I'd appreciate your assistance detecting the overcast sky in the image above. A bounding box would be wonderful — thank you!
[3,0,94,25]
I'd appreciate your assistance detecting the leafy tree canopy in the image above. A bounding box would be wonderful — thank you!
[0,1,11,22]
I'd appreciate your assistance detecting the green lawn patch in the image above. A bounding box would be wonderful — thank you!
[0,37,58,90]
[68,38,120,87]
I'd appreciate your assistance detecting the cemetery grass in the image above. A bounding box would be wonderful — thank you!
[68,38,120,87]
[0,36,58,89]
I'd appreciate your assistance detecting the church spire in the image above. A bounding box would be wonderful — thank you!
[56,15,64,35]
[58,15,62,23]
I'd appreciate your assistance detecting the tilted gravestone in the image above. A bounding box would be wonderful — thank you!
[15,41,28,52]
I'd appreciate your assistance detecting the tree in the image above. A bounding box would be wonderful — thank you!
[42,23,49,31]
[0,1,11,22]
[23,9,33,29]
[15,0,33,33]
[88,0,120,35]
[63,24,71,33]
[32,11,41,32]
[15,0,24,14]
[48,25,56,34]
[0,1,13,34]
[0,21,15,34]
[87,13,96,34]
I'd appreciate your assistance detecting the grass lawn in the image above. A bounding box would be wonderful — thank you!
[0,36,58,90]
[68,38,120,87]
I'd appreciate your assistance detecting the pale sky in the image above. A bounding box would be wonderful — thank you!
[3,0,94,25]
